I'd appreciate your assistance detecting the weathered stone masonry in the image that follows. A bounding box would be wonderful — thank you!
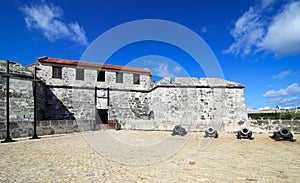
[1,56,254,138]
[32,57,249,131]
[110,77,248,131]
[0,61,35,138]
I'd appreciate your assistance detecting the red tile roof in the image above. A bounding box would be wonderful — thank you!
[37,57,151,74]
[260,109,275,111]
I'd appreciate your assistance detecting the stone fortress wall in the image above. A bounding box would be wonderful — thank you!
[0,61,35,138]
[110,77,248,131]
[4,57,295,139]
[0,61,34,123]
[33,57,248,132]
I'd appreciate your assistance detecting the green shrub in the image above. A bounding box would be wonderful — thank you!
[248,112,300,120]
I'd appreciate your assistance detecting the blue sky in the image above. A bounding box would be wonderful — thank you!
[0,0,300,110]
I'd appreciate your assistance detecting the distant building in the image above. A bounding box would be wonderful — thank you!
[259,108,276,113]
[248,107,300,114]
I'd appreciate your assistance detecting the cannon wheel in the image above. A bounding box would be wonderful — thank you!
[247,131,254,140]
[115,122,121,130]
[237,131,242,139]
[273,132,282,141]
[204,133,208,138]
[214,133,218,138]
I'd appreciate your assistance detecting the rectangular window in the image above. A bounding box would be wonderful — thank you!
[52,66,62,79]
[116,72,123,83]
[76,68,84,80]
[133,74,140,84]
[97,70,105,82]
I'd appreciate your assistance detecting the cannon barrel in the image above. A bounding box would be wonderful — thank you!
[240,127,250,136]
[279,128,291,137]
[206,127,215,134]
[204,127,218,138]
[237,127,253,139]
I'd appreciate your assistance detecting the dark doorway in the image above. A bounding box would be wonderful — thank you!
[96,109,108,124]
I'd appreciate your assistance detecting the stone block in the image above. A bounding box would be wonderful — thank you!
[282,120,292,126]
[43,128,55,135]
[50,120,58,126]
[41,121,50,126]
[67,120,74,126]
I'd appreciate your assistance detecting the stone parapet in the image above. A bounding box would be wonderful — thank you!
[0,60,33,77]
[153,77,244,88]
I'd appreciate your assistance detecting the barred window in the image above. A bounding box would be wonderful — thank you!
[76,68,84,80]
[116,72,123,83]
[52,66,62,79]
[97,70,105,82]
[133,74,140,85]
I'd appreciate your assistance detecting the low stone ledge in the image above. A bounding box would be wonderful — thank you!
[0,120,95,139]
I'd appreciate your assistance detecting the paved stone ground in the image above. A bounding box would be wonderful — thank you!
[0,130,299,182]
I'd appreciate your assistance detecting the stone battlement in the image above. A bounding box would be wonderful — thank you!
[154,77,244,88]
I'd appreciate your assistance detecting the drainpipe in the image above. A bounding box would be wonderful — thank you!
[107,87,110,107]
[1,60,15,143]
[30,65,40,139]
[94,86,97,130]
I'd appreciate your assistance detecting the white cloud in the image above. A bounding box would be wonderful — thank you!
[155,63,174,77]
[68,23,88,45]
[272,70,292,79]
[224,4,266,56]
[155,63,185,77]
[261,0,275,8]
[225,1,300,57]
[173,66,181,73]
[263,83,300,97]
[268,97,300,107]
[259,1,300,56]
[20,2,88,45]
[201,26,207,33]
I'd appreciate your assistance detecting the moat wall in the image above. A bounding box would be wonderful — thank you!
[1,119,300,139]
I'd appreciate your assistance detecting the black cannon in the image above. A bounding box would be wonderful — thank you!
[270,128,296,142]
[237,127,254,140]
[172,125,187,136]
[204,127,218,138]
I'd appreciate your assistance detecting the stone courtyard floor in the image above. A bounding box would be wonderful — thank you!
[0,130,299,182]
